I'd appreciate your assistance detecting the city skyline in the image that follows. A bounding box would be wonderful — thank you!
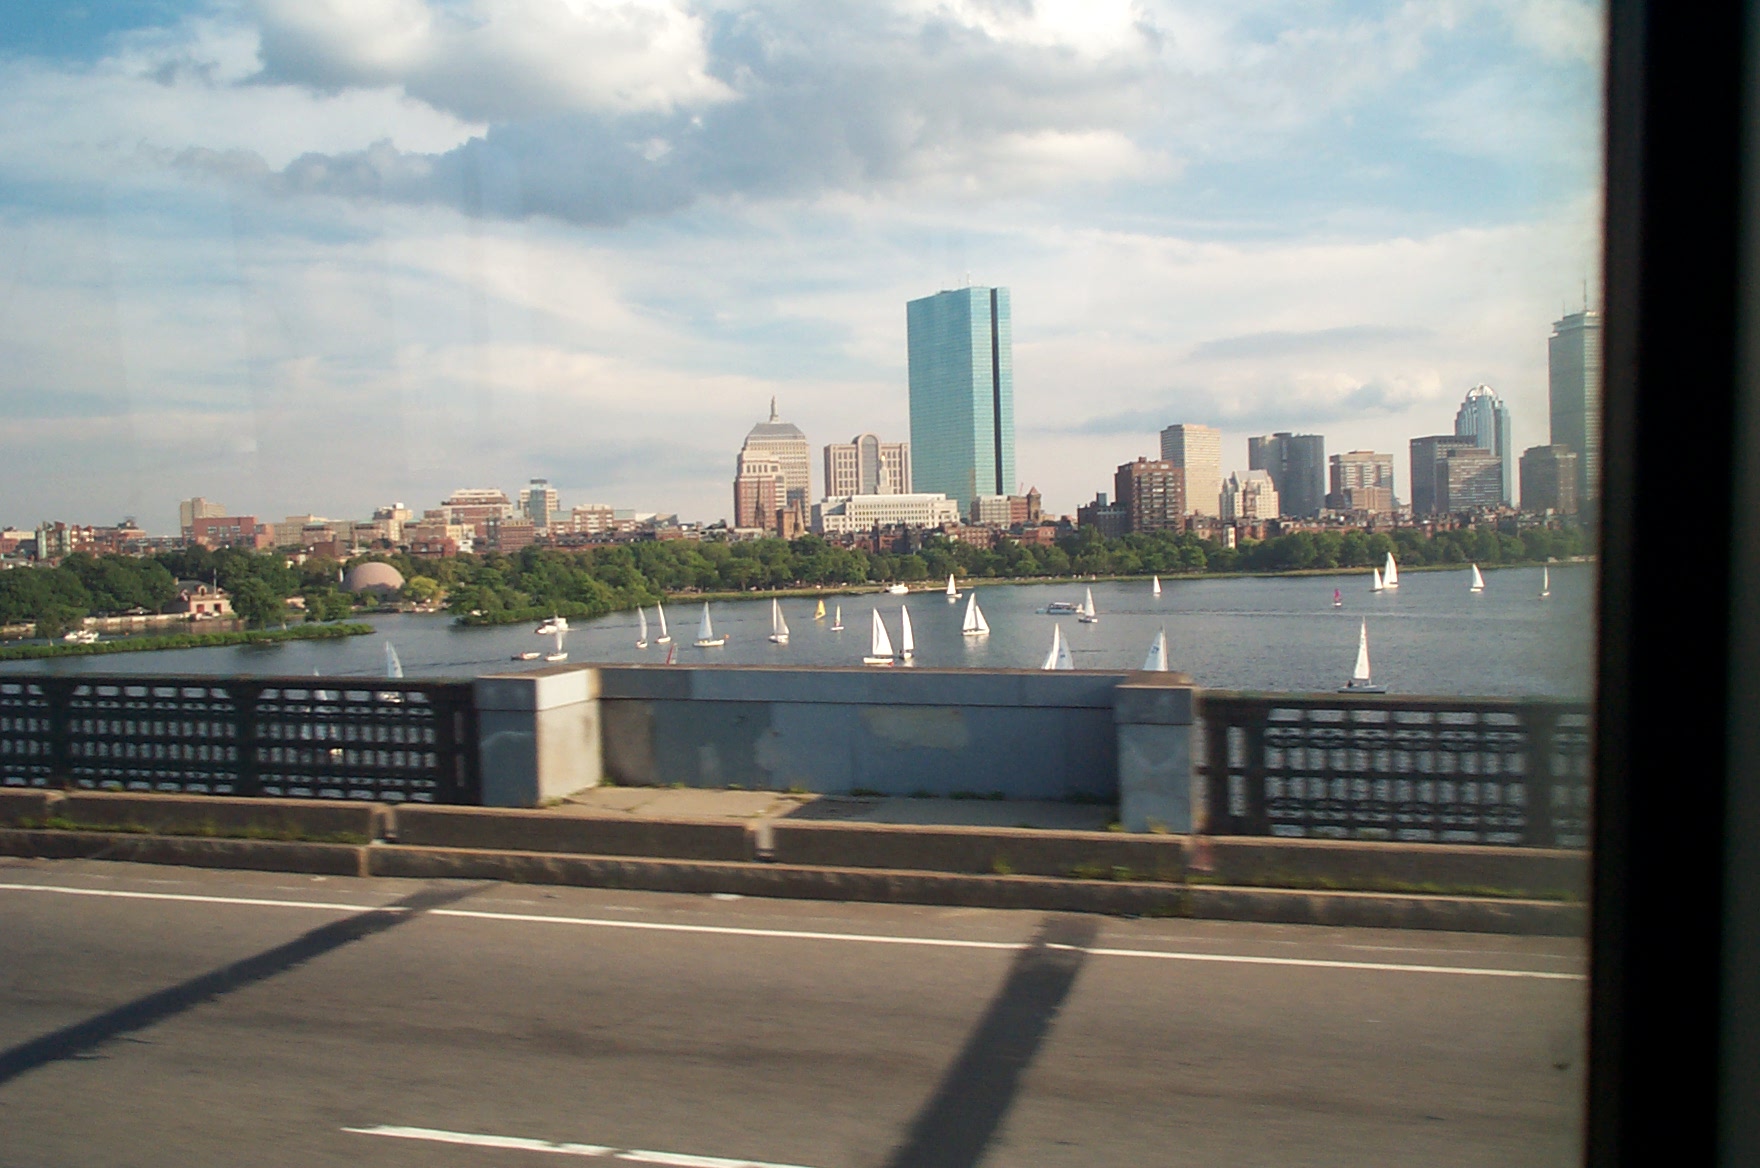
[0,3,1602,531]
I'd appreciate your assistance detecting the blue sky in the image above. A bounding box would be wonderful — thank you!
[0,0,1603,528]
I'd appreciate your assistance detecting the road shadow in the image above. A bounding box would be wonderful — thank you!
[882,913,1100,1168]
[0,882,482,1088]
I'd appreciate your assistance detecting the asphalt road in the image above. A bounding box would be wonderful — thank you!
[0,858,1587,1168]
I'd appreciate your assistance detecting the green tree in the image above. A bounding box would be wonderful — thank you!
[231,578,285,628]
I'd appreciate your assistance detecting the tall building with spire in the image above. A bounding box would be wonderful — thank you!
[737,398,811,515]
[1548,309,1602,505]
[1453,385,1513,505]
[907,286,1015,518]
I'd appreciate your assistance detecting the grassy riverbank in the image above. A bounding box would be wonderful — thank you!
[0,622,375,661]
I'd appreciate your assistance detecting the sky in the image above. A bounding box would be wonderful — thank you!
[0,0,1604,531]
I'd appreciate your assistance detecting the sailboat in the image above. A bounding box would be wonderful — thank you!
[1469,564,1485,593]
[1142,628,1168,672]
[1339,620,1385,693]
[945,574,960,602]
[1332,588,1343,608]
[636,607,649,648]
[384,641,403,679]
[1078,586,1099,624]
[814,598,826,621]
[1540,566,1552,598]
[769,598,790,644]
[545,628,568,662]
[863,609,896,666]
[1383,552,1400,589]
[961,593,990,637]
[1151,575,1162,597]
[655,602,671,644]
[694,602,726,648]
[1371,567,1384,592]
[1040,624,1074,671]
[831,605,845,631]
[899,605,914,660]
[535,614,569,635]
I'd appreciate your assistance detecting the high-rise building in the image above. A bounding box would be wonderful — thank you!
[1114,458,1184,534]
[518,479,560,528]
[823,434,911,497]
[1519,444,1581,514]
[178,497,225,538]
[1409,435,1480,517]
[1548,310,1602,505]
[1219,470,1279,521]
[907,286,1015,517]
[733,454,783,533]
[739,399,811,511]
[1327,451,1397,513]
[1247,432,1325,518]
[1454,385,1514,504]
[1159,424,1222,517]
[1434,447,1504,513]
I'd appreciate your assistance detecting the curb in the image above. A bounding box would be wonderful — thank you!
[0,829,1582,935]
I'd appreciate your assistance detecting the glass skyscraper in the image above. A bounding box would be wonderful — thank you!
[906,287,1014,515]
[1548,310,1602,505]
[1453,384,1513,505]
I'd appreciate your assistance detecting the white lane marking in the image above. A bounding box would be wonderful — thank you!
[0,881,1584,981]
[344,1125,818,1168]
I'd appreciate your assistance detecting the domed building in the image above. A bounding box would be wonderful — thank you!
[343,562,405,597]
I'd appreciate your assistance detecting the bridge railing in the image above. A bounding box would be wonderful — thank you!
[1195,692,1591,848]
[0,675,479,804]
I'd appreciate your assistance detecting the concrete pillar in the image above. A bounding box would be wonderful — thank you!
[1114,676,1196,833]
[473,666,602,807]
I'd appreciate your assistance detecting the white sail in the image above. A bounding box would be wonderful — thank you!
[770,598,790,642]
[1152,575,1162,596]
[1353,620,1372,683]
[961,593,989,636]
[546,628,568,661]
[946,574,958,599]
[384,641,403,679]
[1083,587,1096,617]
[655,603,671,643]
[869,609,895,658]
[1541,567,1551,598]
[1142,628,1168,672]
[900,605,914,658]
[1040,624,1063,670]
[1371,566,1384,592]
[1470,564,1485,592]
[1056,627,1074,671]
[637,608,649,646]
[1383,552,1399,588]
[832,604,844,631]
[699,604,713,641]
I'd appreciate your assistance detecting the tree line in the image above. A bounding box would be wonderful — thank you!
[0,523,1590,634]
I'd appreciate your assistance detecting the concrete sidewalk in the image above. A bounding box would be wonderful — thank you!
[552,785,1117,832]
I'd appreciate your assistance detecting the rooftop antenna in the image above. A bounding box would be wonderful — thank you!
[1583,278,1589,312]
[768,395,778,423]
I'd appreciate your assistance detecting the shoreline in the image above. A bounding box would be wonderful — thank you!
[0,622,376,662]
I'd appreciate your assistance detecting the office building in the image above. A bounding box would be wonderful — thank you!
[178,497,225,537]
[907,286,1014,517]
[1434,446,1504,513]
[971,491,1038,528]
[1409,435,1481,517]
[1159,424,1222,517]
[1519,444,1581,514]
[811,493,960,535]
[1454,385,1514,504]
[189,515,269,550]
[733,454,783,533]
[518,479,559,528]
[1247,432,1326,518]
[1114,458,1184,534]
[1076,493,1128,540]
[1219,470,1278,521]
[740,399,811,512]
[441,488,513,531]
[1327,451,1397,514]
[1549,309,1602,504]
[824,435,911,497]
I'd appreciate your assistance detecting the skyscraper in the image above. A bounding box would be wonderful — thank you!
[1519,444,1580,514]
[1327,451,1396,513]
[823,434,911,497]
[733,453,782,533]
[517,479,559,528]
[1409,435,1481,517]
[1114,458,1184,533]
[739,398,811,511]
[1548,310,1602,505]
[1434,447,1504,513]
[907,286,1014,517]
[1159,423,1222,517]
[1454,385,1514,504]
[1247,432,1326,518]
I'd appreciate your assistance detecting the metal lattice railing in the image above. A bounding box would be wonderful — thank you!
[0,676,479,804]
[1197,692,1591,848]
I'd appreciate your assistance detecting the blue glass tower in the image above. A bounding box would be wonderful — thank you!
[906,287,1014,516]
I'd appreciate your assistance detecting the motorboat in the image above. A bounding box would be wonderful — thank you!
[886,583,910,595]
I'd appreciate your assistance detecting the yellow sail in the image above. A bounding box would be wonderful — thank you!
[814,598,826,619]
